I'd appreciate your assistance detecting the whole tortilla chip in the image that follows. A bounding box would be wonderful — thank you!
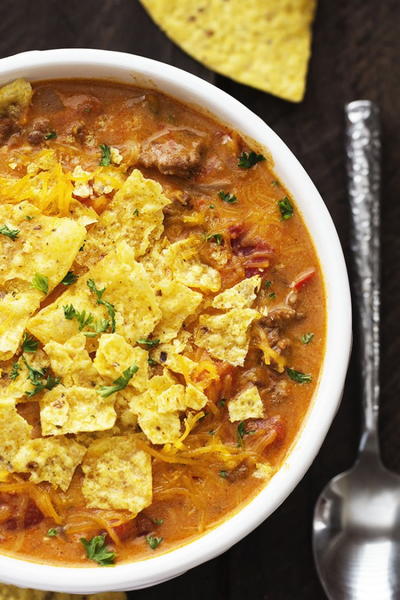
[0,584,126,599]
[140,0,317,102]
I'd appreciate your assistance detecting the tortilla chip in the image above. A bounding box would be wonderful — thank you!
[44,333,98,387]
[94,333,149,392]
[82,435,152,514]
[0,291,40,361]
[0,78,32,117]
[40,386,116,436]
[253,462,275,480]
[13,437,85,491]
[162,237,221,292]
[153,280,203,342]
[194,308,259,366]
[184,382,208,410]
[140,0,316,102]
[138,409,182,445]
[0,401,31,470]
[212,275,261,310]
[228,385,264,422]
[0,350,49,402]
[0,584,126,599]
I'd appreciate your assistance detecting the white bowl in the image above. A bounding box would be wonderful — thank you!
[0,49,351,594]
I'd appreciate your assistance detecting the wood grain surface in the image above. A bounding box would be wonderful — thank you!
[1,1,399,598]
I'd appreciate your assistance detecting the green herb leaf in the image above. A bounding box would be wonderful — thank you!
[98,364,139,398]
[99,144,111,166]
[22,355,46,385]
[25,215,33,221]
[47,528,59,537]
[238,151,265,169]
[83,318,110,338]
[80,534,116,566]
[218,191,237,204]
[137,338,160,348]
[268,292,276,299]
[286,367,312,384]
[209,204,215,209]
[44,131,57,140]
[147,357,158,367]
[133,209,139,216]
[206,233,224,245]
[278,197,294,220]
[145,535,163,550]
[22,356,60,397]
[219,470,229,479]
[264,280,272,289]
[0,224,19,240]
[61,271,78,286]
[22,332,38,353]
[151,517,164,526]
[271,180,280,187]
[63,304,76,320]
[10,362,21,381]
[217,398,226,407]
[237,421,248,447]
[301,332,314,345]
[32,273,48,294]
[87,279,116,333]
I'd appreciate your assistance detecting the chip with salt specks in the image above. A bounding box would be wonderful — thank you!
[13,437,85,491]
[0,78,32,117]
[152,280,203,342]
[184,383,208,410]
[0,350,49,402]
[140,0,316,102]
[0,401,32,470]
[0,291,40,361]
[77,168,171,268]
[0,583,127,599]
[28,241,162,346]
[131,370,184,415]
[137,409,182,445]
[44,333,98,387]
[194,308,260,366]
[228,385,264,422]
[212,275,261,310]
[94,333,149,392]
[82,435,152,514]
[40,386,116,436]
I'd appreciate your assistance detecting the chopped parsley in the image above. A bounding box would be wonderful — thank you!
[133,209,140,217]
[145,535,163,550]
[271,180,280,187]
[22,332,38,353]
[268,292,276,299]
[238,151,265,169]
[99,144,111,166]
[209,204,215,209]
[63,304,76,320]
[47,528,59,537]
[219,470,229,479]
[218,191,237,204]
[32,273,48,295]
[217,398,226,407]
[206,233,224,245]
[63,305,110,337]
[44,131,57,140]
[98,364,139,398]
[237,421,250,447]
[301,332,314,344]
[25,215,33,221]
[61,271,78,286]
[22,356,60,397]
[278,197,294,220]
[286,367,312,384]
[80,534,116,566]
[10,361,21,380]
[147,357,158,367]
[264,280,272,289]
[0,224,19,240]
[137,338,160,348]
[151,517,164,526]
[87,279,116,333]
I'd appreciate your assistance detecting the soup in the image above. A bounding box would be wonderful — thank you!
[0,78,325,566]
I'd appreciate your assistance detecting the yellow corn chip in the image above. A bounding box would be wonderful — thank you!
[0,400,31,470]
[138,409,182,445]
[40,386,116,436]
[0,583,126,599]
[140,0,316,102]
[194,308,259,366]
[162,236,221,292]
[0,291,40,361]
[0,78,32,117]
[94,333,149,392]
[212,275,261,310]
[82,435,152,514]
[153,280,203,342]
[228,385,264,422]
[13,437,85,491]
[44,334,98,387]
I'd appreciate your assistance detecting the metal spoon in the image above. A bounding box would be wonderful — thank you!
[313,101,400,600]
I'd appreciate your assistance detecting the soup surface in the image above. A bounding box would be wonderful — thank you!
[0,78,325,565]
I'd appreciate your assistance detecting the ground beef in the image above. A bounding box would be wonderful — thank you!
[27,117,51,145]
[0,117,18,145]
[245,415,286,446]
[262,306,298,327]
[63,94,102,114]
[139,129,206,178]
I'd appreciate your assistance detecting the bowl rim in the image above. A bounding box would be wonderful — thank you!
[0,48,352,593]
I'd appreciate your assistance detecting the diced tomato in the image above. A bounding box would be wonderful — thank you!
[290,267,316,290]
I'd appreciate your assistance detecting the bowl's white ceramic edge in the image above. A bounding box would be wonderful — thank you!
[0,49,352,594]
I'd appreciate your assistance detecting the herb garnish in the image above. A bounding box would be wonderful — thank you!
[10,361,21,380]
[301,332,314,345]
[264,280,272,289]
[47,528,59,537]
[219,470,229,479]
[151,517,164,526]
[286,367,312,384]
[133,209,139,217]
[87,279,116,333]
[238,151,265,169]
[22,332,38,353]
[147,357,158,367]
[145,535,163,550]
[63,305,110,337]
[206,233,224,245]
[278,197,294,220]
[137,338,160,348]
[98,364,138,398]
[218,191,237,204]
[237,421,251,447]
[271,180,280,187]
[61,271,78,286]
[217,398,226,408]
[0,224,19,240]
[268,292,276,299]
[32,273,49,295]
[44,131,57,140]
[99,144,111,166]
[22,356,60,397]
[80,534,116,566]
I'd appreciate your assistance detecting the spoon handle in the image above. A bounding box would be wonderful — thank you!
[345,101,381,453]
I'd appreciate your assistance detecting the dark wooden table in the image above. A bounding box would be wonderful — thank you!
[1,1,399,597]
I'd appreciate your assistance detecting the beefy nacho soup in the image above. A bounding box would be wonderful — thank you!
[0,78,325,566]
